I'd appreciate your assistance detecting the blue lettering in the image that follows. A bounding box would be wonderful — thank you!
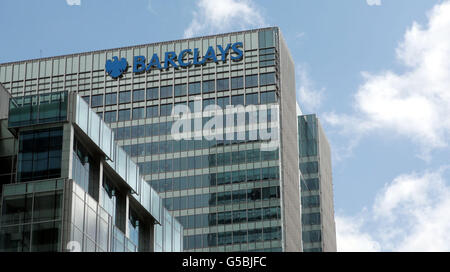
[217,43,232,61]
[193,48,205,65]
[146,53,162,71]
[164,51,178,69]
[178,49,192,67]
[231,42,244,61]
[133,56,146,73]
[203,46,218,63]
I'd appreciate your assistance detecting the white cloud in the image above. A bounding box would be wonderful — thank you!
[296,64,325,113]
[323,1,450,158]
[336,215,381,252]
[366,0,381,6]
[66,0,81,6]
[184,0,265,38]
[336,168,450,251]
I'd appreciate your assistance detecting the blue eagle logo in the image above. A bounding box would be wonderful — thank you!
[105,56,128,78]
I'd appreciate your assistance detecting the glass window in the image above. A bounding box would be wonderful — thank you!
[174,84,187,97]
[260,72,276,86]
[202,80,215,93]
[231,76,243,89]
[245,75,258,88]
[231,95,244,106]
[133,89,145,102]
[302,195,320,208]
[189,82,201,95]
[260,91,277,104]
[119,91,131,104]
[246,93,258,105]
[17,127,63,182]
[160,104,173,117]
[91,94,103,107]
[105,93,117,105]
[302,213,321,225]
[104,111,116,123]
[146,87,158,100]
[132,107,145,120]
[217,78,229,91]
[146,105,158,118]
[217,97,229,108]
[118,109,130,121]
[302,230,322,243]
[160,86,173,98]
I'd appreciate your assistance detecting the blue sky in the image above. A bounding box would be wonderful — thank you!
[2,0,450,251]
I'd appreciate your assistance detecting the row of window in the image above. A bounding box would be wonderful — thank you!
[150,167,279,194]
[84,73,276,108]
[134,146,279,177]
[176,206,281,230]
[183,226,281,250]
[101,91,277,122]
[162,186,280,211]
[113,111,276,140]
[127,143,277,164]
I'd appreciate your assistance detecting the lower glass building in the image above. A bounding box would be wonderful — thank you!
[298,114,337,252]
[0,27,336,252]
[0,88,183,252]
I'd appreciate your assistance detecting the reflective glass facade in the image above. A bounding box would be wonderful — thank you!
[298,114,337,252]
[0,27,317,252]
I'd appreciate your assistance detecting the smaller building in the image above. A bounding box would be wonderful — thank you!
[0,86,183,252]
[298,114,336,252]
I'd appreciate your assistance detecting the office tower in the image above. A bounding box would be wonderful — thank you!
[298,114,337,252]
[0,85,183,251]
[0,27,334,252]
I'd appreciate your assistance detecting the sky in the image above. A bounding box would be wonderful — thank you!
[1,0,450,251]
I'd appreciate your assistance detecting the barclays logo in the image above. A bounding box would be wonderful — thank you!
[105,42,243,78]
[105,56,128,79]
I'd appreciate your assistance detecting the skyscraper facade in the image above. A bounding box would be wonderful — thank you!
[0,86,183,252]
[298,114,337,252]
[0,27,336,252]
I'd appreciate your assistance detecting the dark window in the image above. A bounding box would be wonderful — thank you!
[302,213,321,225]
[133,89,145,102]
[160,86,173,99]
[245,75,258,88]
[302,195,320,208]
[302,230,322,243]
[132,107,145,120]
[146,105,158,118]
[246,93,258,105]
[119,91,131,103]
[91,94,103,107]
[260,72,276,86]
[217,97,229,108]
[202,80,215,93]
[105,93,117,105]
[104,111,116,123]
[260,91,277,104]
[231,76,243,89]
[17,127,63,182]
[118,109,130,121]
[189,82,201,95]
[146,87,158,100]
[217,78,229,91]
[174,84,187,97]
[231,95,244,106]
[160,104,173,117]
